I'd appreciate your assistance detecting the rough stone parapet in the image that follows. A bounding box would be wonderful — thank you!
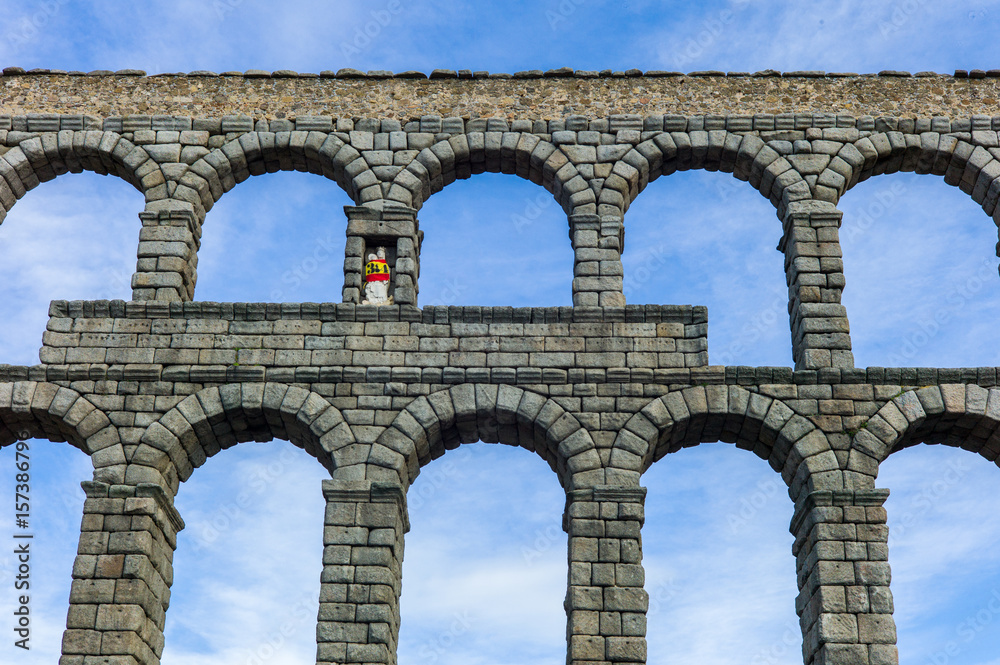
[4,73,1000,121]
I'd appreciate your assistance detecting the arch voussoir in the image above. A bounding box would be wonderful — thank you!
[0,383,123,472]
[618,386,832,490]
[860,385,1000,467]
[376,384,594,490]
[391,133,582,214]
[140,383,346,493]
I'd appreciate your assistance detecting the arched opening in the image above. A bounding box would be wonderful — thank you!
[398,442,566,665]
[416,173,574,307]
[195,171,353,303]
[878,444,1000,664]
[0,172,142,365]
[641,443,799,664]
[162,439,328,664]
[622,169,788,366]
[0,439,91,664]
[839,172,1000,367]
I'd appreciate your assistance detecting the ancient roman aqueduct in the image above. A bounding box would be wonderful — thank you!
[2,66,1000,665]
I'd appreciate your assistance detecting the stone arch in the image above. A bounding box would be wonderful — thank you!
[614,385,838,491]
[845,132,1000,224]
[181,131,371,217]
[853,384,1000,472]
[0,381,123,480]
[364,384,600,491]
[387,132,594,214]
[137,382,353,495]
[0,131,151,224]
[610,131,810,215]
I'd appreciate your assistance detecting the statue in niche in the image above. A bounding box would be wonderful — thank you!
[362,246,393,305]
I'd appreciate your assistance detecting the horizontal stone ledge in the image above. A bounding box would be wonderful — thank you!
[8,363,1000,388]
[47,300,709,325]
[5,112,1000,139]
[789,489,891,539]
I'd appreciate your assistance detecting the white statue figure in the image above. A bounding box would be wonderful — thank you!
[362,246,393,305]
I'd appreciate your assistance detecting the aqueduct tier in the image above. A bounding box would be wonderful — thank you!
[2,68,1000,665]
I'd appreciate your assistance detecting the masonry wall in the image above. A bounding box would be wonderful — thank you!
[2,70,1000,665]
[3,68,1000,120]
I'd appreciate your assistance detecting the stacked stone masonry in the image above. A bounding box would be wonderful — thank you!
[1,70,1000,665]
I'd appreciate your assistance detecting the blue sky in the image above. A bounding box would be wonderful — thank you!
[2,1,1000,664]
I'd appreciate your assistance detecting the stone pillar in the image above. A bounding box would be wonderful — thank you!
[318,478,408,665]
[342,205,421,306]
[61,481,184,665]
[564,485,647,665]
[791,489,896,665]
[780,201,853,370]
[131,201,200,302]
[570,213,626,307]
